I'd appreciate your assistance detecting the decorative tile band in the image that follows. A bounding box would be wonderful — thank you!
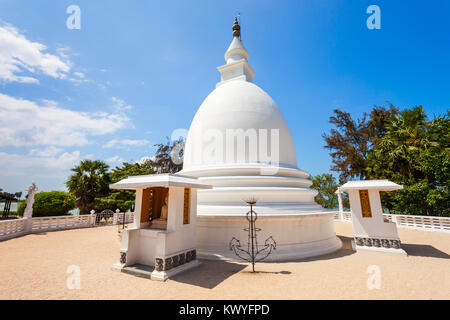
[155,249,196,272]
[355,237,401,249]
[120,251,127,264]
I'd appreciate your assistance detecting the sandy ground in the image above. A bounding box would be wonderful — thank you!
[0,222,448,300]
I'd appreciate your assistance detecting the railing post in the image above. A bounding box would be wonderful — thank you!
[90,210,96,226]
[336,189,344,220]
[391,214,397,225]
[24,182,38,233]
[114,209,120,224]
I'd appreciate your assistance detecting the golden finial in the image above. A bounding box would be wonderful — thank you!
[232,16,240,38]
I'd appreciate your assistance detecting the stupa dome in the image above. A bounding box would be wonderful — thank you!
[183,80,298,169]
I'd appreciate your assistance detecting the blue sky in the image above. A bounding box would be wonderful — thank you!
[0,0,449,194]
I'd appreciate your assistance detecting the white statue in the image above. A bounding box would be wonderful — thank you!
[160,194,168,220]
[24,182,38,219]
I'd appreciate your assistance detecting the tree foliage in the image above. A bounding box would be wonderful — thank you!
[92,161,155,212]
[309,174,339,209]
[66,160,111,214]
[367,107,449,216]
[323,104,449,217]
[110,161,155,182]
[322,106,398,180]
[17,191,75,217]
[65,138,185,213]
[0,190,23,200]
[147,137,184,173]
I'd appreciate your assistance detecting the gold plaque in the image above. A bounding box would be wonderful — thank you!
[359,190,372,218]
[140,188,152,223]
[183,188,190,224]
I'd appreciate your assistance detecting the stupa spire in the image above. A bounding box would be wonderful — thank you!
[224,16,249,64]
[217,16,255,85]
[232,17,240,38]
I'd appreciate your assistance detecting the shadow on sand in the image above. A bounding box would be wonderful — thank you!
[170,260,247,289]
[336,234,449,260]
[241,270,292,275]
[171,236,357,288]
[402,243,450,259]
[337,235,450,260]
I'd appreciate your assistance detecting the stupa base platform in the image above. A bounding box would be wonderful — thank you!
[196,209,342,261]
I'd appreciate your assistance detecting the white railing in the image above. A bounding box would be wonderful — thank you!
[334,211,352,221]
[0,211,135,241]
[120,212,134,224]
[31,214,95,232]
[0,218,27,240]
[97,211,134,226]
[387,214,450,232]
[335,211,450,233]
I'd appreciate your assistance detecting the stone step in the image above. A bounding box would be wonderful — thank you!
[120,264,154,279]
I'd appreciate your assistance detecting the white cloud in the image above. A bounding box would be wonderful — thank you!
[68,71,89,84]
[104,139,149,149]
[136,156,155,164]
[0,93,130,147]
[0,23,71,83]
[0,150,81,178]
[29,146,64,157]
[105,155,125,164]
[112,97,133,112]
[73,71,84,78]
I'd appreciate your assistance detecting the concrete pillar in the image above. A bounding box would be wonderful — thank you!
[336,189,344,220]
[113,209,120,224]
[134,189,144,228]
[391,214,397,224]
[90,210,96,226]
[24,182,38,232]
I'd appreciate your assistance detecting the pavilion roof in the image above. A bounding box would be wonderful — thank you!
[339,180,403,192]
[109,173,213,190]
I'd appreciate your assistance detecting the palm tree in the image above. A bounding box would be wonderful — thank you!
[66,160,111,215]
[374,106,429,177]
[367,107,449,216]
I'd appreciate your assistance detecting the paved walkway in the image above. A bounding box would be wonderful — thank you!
[0,222,448,299]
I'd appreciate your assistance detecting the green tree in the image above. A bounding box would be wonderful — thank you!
[92,161,155,212]
[110,161,155,182]
[148,137,184,173]
[309,174,339,209]
[66,160,111,214]
[322,106,398,180]
[74,137,183,213]
[367,107,449,216]
[17,191,75,217]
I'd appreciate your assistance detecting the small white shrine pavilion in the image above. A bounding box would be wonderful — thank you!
[110,174,212,280]
[338,180,406,255]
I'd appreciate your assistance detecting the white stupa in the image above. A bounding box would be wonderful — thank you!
[179,18,341,261]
